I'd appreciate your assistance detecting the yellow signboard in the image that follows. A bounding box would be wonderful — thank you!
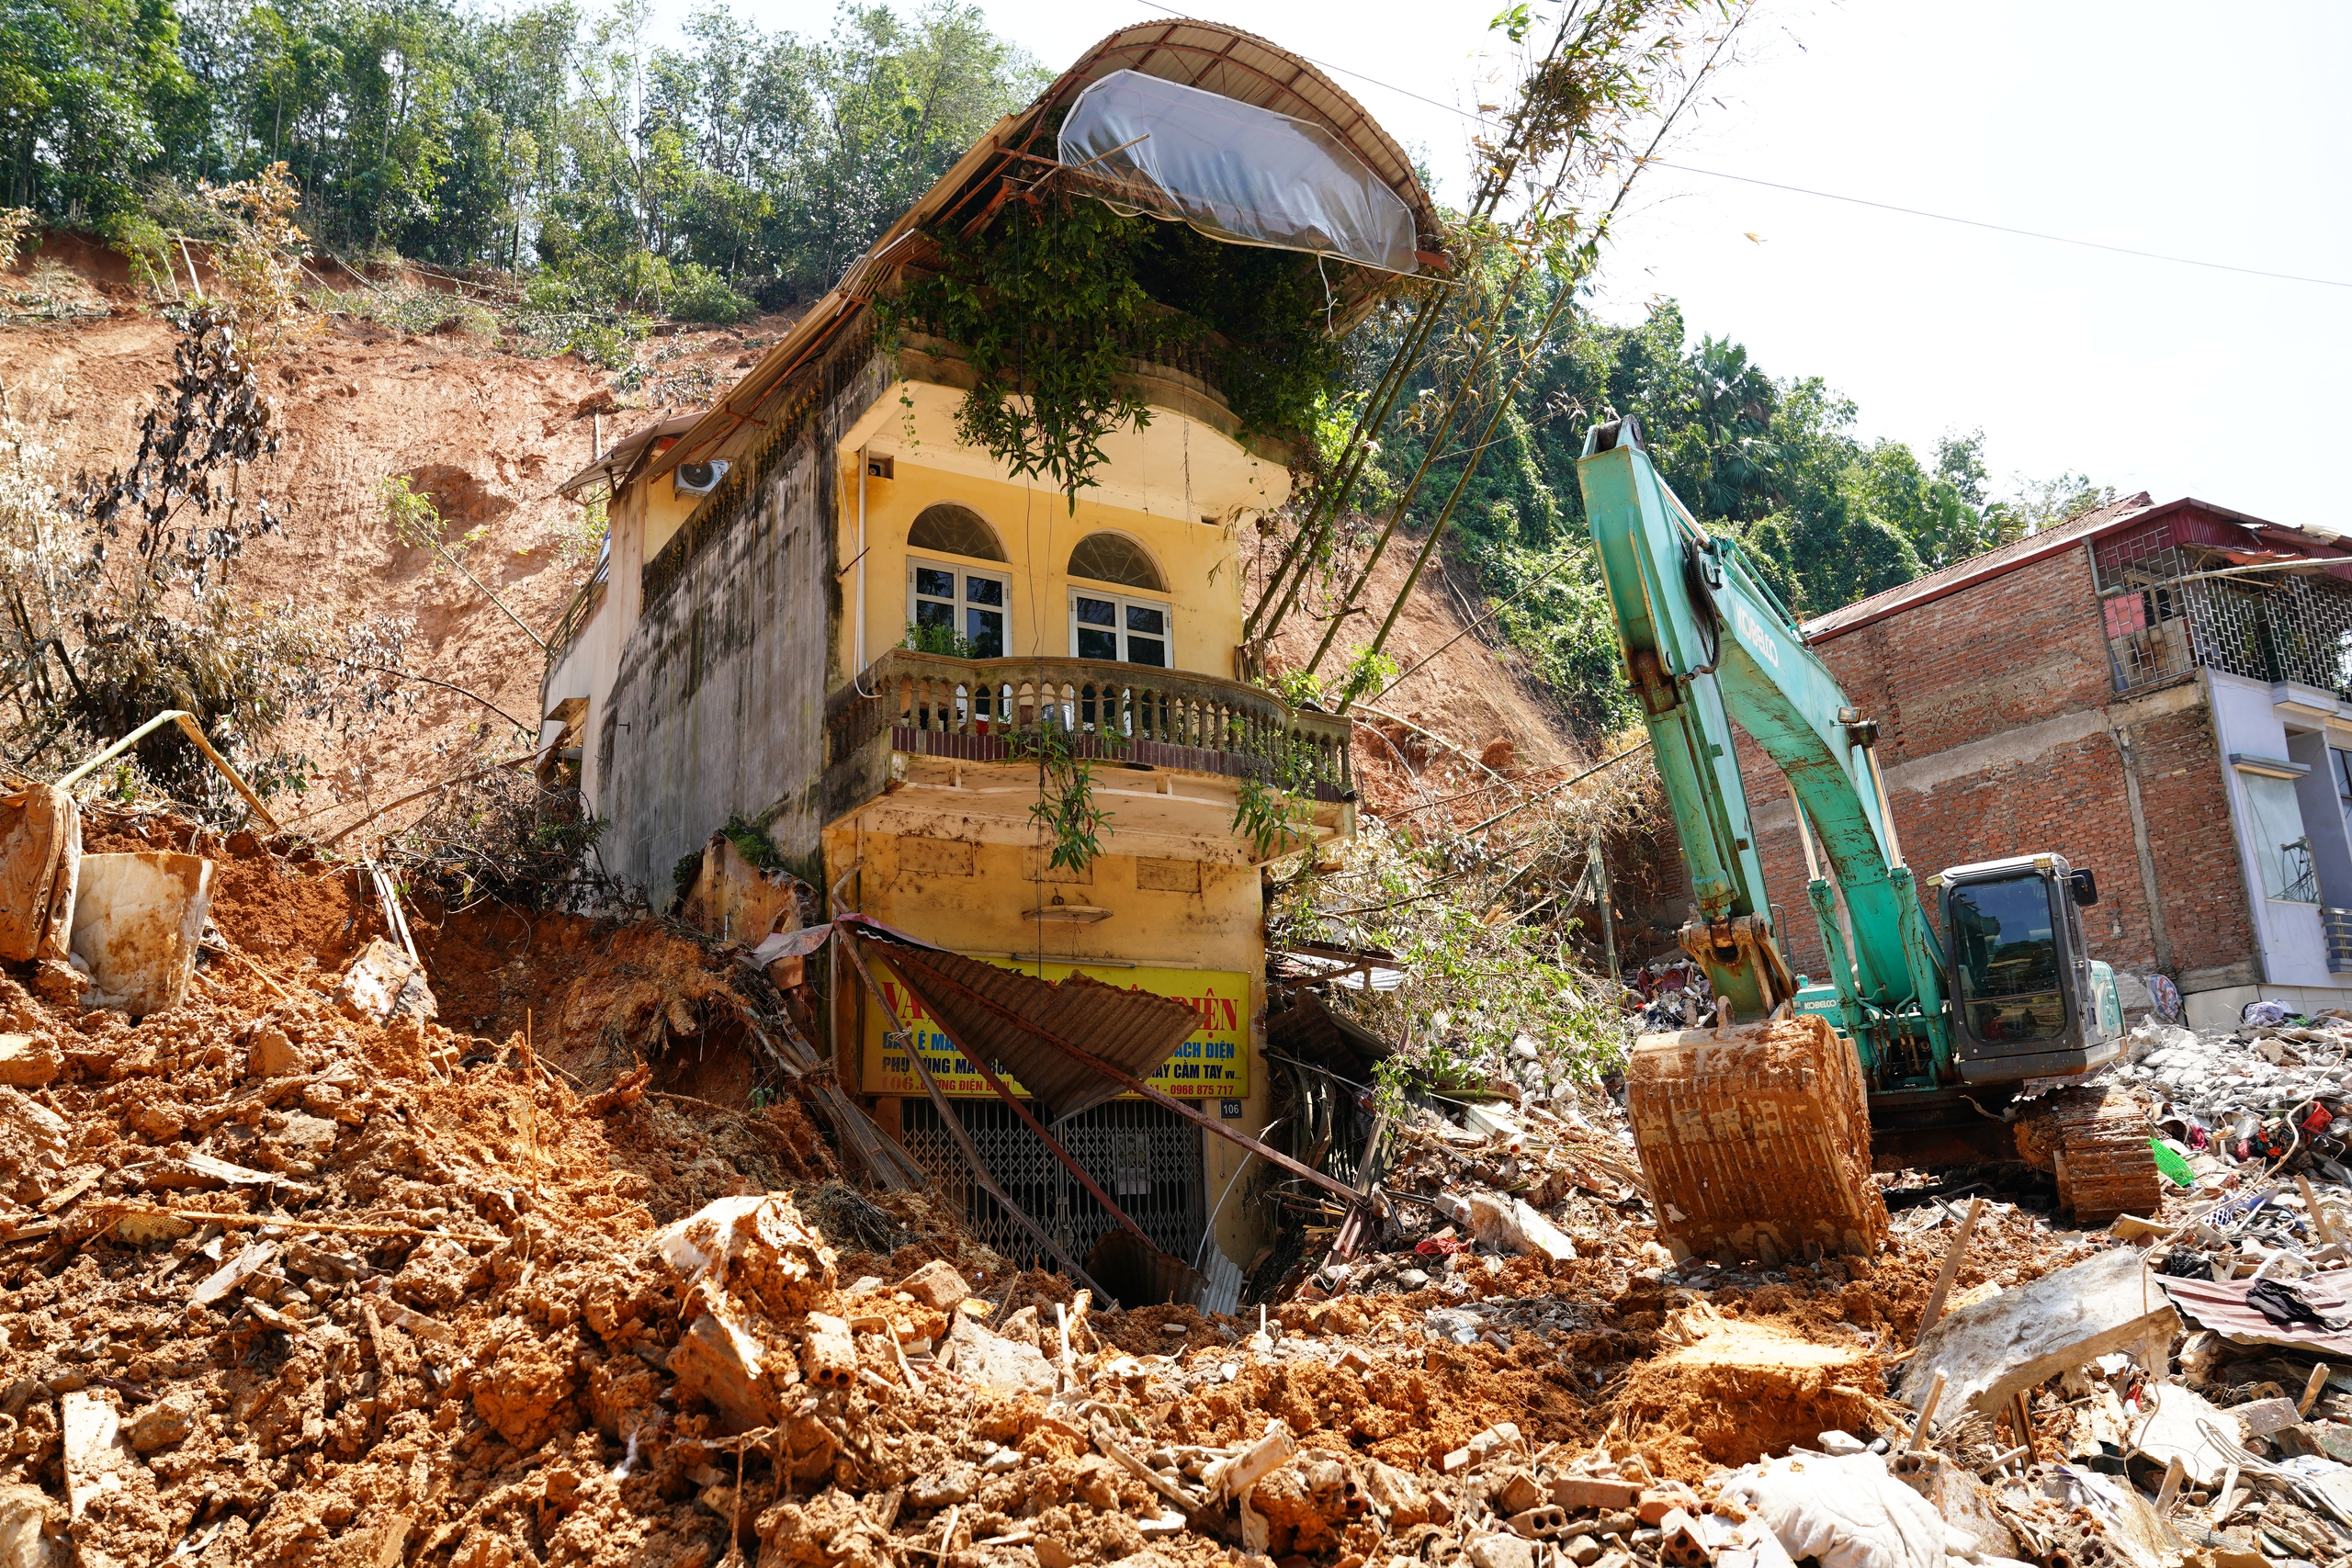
[860,956,1250,1100]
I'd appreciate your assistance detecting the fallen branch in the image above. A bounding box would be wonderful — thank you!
[322,742,554,849]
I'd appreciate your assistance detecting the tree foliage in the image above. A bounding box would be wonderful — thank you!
[1333,292,2112,734]
[4,0,1042,307]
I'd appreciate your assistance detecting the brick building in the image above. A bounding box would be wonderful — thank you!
[1733,495,2352,1031]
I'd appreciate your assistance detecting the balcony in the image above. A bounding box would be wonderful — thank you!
[2099,541,2352,698]
[824,650,1353,860]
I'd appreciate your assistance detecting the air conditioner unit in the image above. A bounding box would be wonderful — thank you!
[673,459,729,498]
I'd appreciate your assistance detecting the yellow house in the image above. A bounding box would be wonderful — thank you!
[545,19,1439,1299]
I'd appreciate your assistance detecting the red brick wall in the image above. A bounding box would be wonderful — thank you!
[1731,543,2255,991]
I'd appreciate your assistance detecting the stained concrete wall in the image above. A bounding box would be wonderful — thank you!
[594,336,888,898]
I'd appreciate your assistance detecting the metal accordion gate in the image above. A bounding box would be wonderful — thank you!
[899,1096,1207,1270]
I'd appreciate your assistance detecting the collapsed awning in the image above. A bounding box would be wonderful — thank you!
[842,915,1197,1122]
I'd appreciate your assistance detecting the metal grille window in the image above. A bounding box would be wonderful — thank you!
[899,1097,1205,1269]
[2096,530,2352,697]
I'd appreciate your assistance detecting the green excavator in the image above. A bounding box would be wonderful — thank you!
[1577,415,2160,1264]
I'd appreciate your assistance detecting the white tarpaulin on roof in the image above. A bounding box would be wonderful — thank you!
[1057,69,1417,275]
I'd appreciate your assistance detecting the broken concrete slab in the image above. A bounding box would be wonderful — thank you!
[2131,1383,2234,1486]
[1884,1451,2019,1561]
[0,1035,59,1089]
[1466,1192,1577,1262]
[67,852,211,1019]
[0,783,78,964]
[59,1390,130,1520]
[947,1313,1056,1398]
[2231,1395,2302,1438]
[651,1192,836,1318]
[1898,1247,2177,1428]
[0,1480,65,1568]
[670,1303,786,1433]
[333,936,436,1026]
[244,1026,311,1078]
[0,1088,65,1156]
[1467,1535,1534,1568]
[898,1258,970,1309]
[125,1394,196,1453]
[2033,1468,2190,1568]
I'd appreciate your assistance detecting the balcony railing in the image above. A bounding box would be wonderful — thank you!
[828,649,1352,799]
[544,550,610,675]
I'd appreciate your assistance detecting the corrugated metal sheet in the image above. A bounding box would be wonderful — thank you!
[2156,1272,2352,1355]
[865,935,1201,1122]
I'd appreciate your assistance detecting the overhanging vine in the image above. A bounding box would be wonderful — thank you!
[878,190,1353,507]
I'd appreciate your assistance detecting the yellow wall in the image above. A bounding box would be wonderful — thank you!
[822,828,1273,1271]
[839,457,1245,682]
[641,466,706,562]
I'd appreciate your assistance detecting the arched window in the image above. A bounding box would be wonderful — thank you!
[1067,531,1167,592]
[1066,533,1170,667]
[908,503,1006,562]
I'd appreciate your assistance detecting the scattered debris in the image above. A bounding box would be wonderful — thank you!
[1901,1247,2179,1428]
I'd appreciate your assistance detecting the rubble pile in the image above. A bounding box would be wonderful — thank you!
[2118,1013,2352,1186]
[30,809,2352,1568]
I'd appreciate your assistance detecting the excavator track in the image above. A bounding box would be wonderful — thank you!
[2016,1085,2163,1224]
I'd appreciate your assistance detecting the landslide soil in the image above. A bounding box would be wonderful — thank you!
[0,236,780,840]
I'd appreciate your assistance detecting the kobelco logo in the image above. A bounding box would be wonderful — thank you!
[1732,598,1782,670]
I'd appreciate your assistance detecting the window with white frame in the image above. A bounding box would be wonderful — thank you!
[908,558,1008,658]
[1070,591,1169,667]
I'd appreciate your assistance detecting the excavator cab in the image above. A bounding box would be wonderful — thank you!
[1934,853,2125,1084]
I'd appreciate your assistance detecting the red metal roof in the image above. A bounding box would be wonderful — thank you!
[1804,495,2352,644]
[1803,492,2153,644]
[2157,1270,2352,1356]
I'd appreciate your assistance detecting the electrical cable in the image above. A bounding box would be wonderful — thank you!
[1118,0,2352,290]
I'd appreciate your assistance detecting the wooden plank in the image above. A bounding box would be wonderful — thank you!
[1917,1196,1984,1341]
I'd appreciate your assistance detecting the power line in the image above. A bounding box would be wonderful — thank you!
[1645,159,2352,290]
[1118,0,2351,291]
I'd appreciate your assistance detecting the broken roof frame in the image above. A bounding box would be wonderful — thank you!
[1056,68,1419,274]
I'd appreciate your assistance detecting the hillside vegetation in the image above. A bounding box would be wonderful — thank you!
[1,0,2111,748]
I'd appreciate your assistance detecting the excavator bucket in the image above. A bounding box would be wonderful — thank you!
[1626,1012,1889,1265]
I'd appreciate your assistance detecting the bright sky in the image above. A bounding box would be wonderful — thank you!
[654,0,2352,528]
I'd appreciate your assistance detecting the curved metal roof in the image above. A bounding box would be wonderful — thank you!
[646,17,1441,485]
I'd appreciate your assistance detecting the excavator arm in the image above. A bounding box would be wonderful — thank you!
[1577,419,2154,1256]
[1578,416,1949,1078]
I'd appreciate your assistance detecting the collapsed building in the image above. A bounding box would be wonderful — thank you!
[537,22,1444,1294]
[1736,495,2352,1031]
